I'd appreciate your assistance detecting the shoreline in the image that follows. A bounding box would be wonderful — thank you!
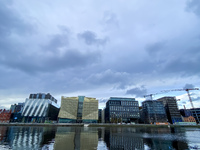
[0,123,199,128]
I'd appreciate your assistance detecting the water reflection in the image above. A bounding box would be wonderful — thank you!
[0,125,199,150]
[141,128,189,150]
[0,126,56,150]
[54,127,98,150]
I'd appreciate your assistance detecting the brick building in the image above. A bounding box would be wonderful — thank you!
[0,109,12,123]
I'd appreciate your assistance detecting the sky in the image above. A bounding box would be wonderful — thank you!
[0,0,200,109]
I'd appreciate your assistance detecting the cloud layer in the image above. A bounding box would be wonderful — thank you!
[0,0,200,109]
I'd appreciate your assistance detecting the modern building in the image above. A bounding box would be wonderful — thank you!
[58,96,98,123]
[10,103,24,122]
[105,97,139,123]
[98,109,102,123]
[102,108,105,123]
[21,93,59,123]
[157,96,182,124]
[142,100,167,124]
[180,109,192,117]
[189,108,200,123]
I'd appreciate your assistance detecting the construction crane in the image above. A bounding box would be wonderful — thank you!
[161,88,199,109]
[144,93,160,100]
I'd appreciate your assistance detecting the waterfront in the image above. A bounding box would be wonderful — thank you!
[0,126,200,150]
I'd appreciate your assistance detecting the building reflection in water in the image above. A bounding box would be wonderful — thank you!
[0,126,56,150]
[0,126,194,150]
[103,127,144,150]
[54,127,98,150]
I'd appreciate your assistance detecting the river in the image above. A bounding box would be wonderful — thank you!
[0,126,199,150]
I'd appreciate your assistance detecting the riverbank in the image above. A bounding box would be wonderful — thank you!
[0,123,200,128]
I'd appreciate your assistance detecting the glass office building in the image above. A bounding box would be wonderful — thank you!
[105,97,139,123]
[157,96,182,124]
[22,93,59,123]
[58,96,98,123]
[142,100,167,124]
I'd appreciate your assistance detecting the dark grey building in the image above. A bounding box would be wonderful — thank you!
[98,109,102,123]
[10,103,24,122]
[157,96,182,124]
[105,97,139,123]
[142,100,167,124]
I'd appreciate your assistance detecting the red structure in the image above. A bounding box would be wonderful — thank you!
[0,109,12,123]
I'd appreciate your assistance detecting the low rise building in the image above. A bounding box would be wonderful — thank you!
[0,109,12,123]
[183,116,196,123]
[58,96,98,123]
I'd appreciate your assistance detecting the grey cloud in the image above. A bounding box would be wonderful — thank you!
[0,26,101,74]
[183,84,195,89]
[186,0,200,17]
[86,69,130,87]
[102,11,119,28]
[78,30,108,46]
[126,86,147,97]
[0,1,34,36]
[2,49,101,73]
[146,41,166,57]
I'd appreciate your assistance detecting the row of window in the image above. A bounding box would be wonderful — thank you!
[121,101,138,106]
[110,106,138,111]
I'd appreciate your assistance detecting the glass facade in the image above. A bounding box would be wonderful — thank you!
[157,97,182,124]
[142,100,167,124]
[105,97,139,123]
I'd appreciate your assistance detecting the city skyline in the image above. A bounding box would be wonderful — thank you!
[0,0,200,109]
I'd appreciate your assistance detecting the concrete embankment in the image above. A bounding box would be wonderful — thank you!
[0,123,199,128]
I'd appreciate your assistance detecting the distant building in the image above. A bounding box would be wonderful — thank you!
[105,97,139,123]
[98,109,102,123]
[58,96,98,123]
[0,109,12,123]
[189,108,200,123]
[157,96,182,124]
[22,93,59,123]
[10,103,24,122]
[102,108,105,123]
[142,100,167,124]
[180,109,192,117]
[183,116,196,123]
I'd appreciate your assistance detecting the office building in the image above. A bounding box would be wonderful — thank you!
[105,97,139,123]
[157,96,182,124]
[22,93,59,123]
[10,103,24,122]
[58,96,98,123]
[180,109,192,117]
[189,108,200,123]
[98,109,102,123]
[142,100,167,124]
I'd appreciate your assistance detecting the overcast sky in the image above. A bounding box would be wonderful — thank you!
[0,0,200,109]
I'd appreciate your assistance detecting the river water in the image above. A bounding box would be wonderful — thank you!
[0,126,199,150]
